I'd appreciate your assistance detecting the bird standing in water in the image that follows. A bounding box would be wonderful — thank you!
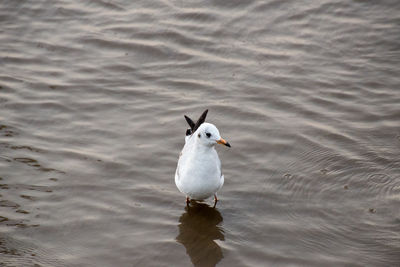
[175,110,231,207]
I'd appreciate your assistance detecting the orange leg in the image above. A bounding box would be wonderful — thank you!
[213,194,218,208]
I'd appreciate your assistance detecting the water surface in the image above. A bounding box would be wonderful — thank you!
[1,0,400,266]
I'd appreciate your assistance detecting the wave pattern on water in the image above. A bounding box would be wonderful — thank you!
[1,0,400,266]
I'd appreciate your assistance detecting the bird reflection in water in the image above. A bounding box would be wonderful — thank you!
[176,201,224,267]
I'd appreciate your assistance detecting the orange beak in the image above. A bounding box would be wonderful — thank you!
[217,138,231,147]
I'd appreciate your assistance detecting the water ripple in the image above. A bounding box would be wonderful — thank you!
[1,0,400,265]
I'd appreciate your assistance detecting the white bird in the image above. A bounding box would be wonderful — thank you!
[175,110,231,206]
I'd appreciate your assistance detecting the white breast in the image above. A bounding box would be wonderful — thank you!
[175,137,223,200]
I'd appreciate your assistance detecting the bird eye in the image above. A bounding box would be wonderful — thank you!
[198,133,201,138]
[206,132,211,138]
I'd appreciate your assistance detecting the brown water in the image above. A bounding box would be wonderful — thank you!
[1,0,400,266]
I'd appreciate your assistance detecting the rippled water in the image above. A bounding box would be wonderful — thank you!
[1,0,400,266]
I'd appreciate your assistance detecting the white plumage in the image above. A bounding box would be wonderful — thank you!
[175,110,230,206]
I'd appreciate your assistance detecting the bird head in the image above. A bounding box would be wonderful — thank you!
[195,123,231,148]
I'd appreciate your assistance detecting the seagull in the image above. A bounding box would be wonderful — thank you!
[175,110,231,207]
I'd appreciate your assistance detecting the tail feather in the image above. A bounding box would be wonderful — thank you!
[184,115,195,131]
[193,109,208,132]
[183,109,208,136]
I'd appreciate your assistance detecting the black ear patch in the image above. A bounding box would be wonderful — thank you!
[186,128,192,136]
[193,109,208,133]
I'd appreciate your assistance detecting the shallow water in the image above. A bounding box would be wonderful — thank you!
[1,0,400,266]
